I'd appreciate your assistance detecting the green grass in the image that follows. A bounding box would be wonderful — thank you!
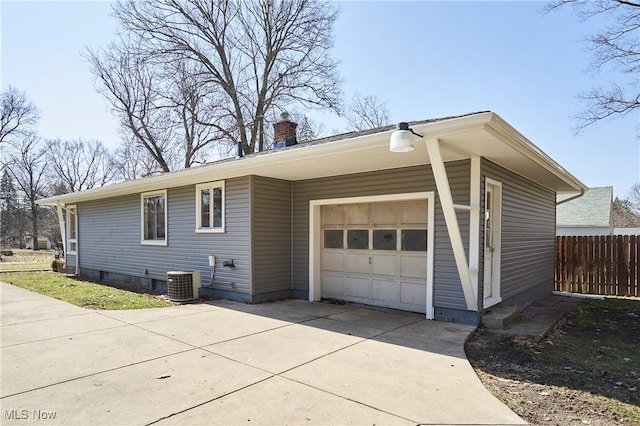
[0,262,51,271]
[0,272,173,310]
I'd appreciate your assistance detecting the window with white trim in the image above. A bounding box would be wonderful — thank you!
[141,190,167,245]
[196,181,225,232]
[67,205,77,254]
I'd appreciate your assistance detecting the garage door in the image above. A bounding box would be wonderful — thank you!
[321,200,428,313]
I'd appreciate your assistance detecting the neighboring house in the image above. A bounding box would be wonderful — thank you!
[37,111,586,325]
[556,187,613,236]
[614,228,640,236]
[25,237,52,250]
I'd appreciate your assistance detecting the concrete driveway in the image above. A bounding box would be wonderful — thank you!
[0,282,525,425]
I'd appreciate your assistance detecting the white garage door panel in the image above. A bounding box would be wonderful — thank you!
[400,256,428,279]
[344,277,371,298]
[372,202,397,225]
[323,205,344,225]
[322,274,344,296]
[347,204,369,225]
[323,252,344,272]
[372,279,400,303]
[402,201,428,225]
[344,254,370,274]
[371,254,397,276]
[321,199,429,314]
[401,282,427,305]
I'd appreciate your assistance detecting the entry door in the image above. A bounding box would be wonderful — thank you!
[483,180,502,306]
[321,200,428,313]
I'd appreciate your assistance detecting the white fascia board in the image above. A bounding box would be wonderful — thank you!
[411,112,493,139]
[484,114,587,193]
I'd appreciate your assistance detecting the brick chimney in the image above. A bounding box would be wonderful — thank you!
[273,112,297,149]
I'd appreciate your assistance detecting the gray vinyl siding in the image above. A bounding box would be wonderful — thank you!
[481,159,556,302]
[77,177,251,293]
[292,161,471,311]
[251,176,292,295]
[65,253,76,273]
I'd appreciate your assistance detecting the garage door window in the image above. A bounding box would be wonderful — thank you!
[347,230,368,249]
[373,230,396,250]
[324,230,343,248]
[401,230,427,251]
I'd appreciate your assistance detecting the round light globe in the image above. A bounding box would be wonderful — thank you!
[389,130,415,152]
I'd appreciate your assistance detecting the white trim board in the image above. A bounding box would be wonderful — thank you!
[483,178,503,308]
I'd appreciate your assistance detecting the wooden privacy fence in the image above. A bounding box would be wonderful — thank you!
[555,235,639,297]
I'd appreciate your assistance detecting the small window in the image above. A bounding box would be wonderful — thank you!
[324,230,343,248]
[196,181,225,232]
[141,190,167,245]
[401,230,427,252]
[373,230,396,250]
[347,230,368,249]
[67,206,77,254]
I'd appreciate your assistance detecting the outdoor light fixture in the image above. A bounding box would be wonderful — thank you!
[389,122,423,152]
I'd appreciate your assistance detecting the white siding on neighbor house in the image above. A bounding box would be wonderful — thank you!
[557,226,611,236]
[77,177,251,293]
[293,161,471,311]
[481,159,556,303]
[614,228,640,236]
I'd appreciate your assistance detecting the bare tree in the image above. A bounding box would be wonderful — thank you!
[107,0,342,156]
[88,40,228,172]
[0,86,39,144]
[87,42,177,173]
[47,139,117,193]
[545,0,639,131]
[344,92,390,131]
[0,168,27,247]
[2,136,49,249]
[113,138,165,180]
[628,182,640,212]
[290,112,325,143]
[167,61,226,168]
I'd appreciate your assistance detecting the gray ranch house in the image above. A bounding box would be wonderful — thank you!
[38,111,585,325]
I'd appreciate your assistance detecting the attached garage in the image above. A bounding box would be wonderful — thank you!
[39,111,586,325]
[309,193,435,317]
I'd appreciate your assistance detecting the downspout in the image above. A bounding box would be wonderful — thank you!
[556,189,585,205]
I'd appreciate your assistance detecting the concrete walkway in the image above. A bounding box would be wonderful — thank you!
[0,282,525,425]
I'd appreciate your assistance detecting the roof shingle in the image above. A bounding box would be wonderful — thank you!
[556,187,612,227]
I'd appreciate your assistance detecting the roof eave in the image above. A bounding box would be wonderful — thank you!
[483,113,587,193]
[37,111,587,206]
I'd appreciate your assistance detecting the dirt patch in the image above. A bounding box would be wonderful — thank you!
[466,298,640,425]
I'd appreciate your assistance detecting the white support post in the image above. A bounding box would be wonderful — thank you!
[469,157,481,305]
[425,138,478,311]
[308,204,322,301]
[56,203,66,255]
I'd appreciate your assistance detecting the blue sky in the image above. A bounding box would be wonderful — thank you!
[1,1,638,198]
